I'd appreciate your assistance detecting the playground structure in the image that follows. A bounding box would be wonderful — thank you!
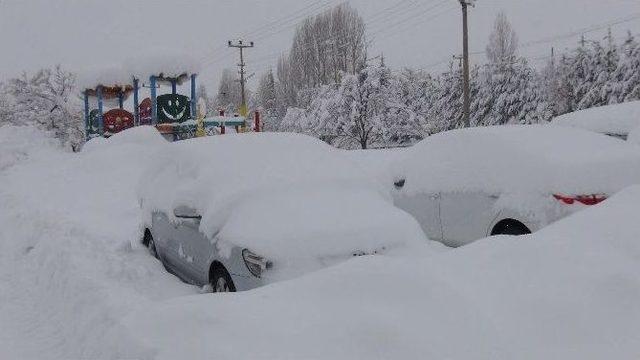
[82,57,258,141]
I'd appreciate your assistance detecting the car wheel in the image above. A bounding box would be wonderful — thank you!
[492,220,531,236]
[210,266,236,293]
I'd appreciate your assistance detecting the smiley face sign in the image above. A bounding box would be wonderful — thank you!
[156,94,191,123]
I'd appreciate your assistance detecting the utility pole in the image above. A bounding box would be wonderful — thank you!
[228,39,254,117]
[459,0,473,128]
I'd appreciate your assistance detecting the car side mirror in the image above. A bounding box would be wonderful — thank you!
[394,178,406,189]
[173,205,202,219]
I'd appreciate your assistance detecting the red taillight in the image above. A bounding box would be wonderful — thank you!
[553,194,607,206]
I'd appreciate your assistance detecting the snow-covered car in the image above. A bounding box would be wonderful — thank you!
[392,125,640,247]
[139,132,426,292]
[551,100,640,140]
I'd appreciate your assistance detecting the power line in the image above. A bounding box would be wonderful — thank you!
[367,0,448,37]
[421,12,640,72]
[369,4,456,43]
[200,1,339,71]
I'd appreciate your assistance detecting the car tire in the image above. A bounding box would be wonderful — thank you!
[210,266,236,293]
[493,221,531,236]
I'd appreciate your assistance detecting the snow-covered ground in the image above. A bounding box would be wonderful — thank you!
[2,125,640,359]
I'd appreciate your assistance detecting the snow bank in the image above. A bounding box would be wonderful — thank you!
[552,100,640,137]
[0,125,61,170]
[395,125,640,196]
[124,185,640,359]
[0,125,193,359]
[139,133,426,275]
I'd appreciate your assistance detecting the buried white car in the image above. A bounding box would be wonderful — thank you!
[551,100,640,140]
[392,125,640,247]
[139,132,427,292]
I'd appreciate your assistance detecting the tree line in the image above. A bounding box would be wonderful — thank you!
[252,9,640,149]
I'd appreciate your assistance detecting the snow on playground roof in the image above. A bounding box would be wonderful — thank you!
[122,50,201,84]
[77,50,201,91]
[552,101,640,136]
[76,65,134,93]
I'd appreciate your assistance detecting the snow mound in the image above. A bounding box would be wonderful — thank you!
[139,133,426,273]
[395,125,640,195]
[0,125,61,170]
[124,185,640,360]
[0,125,193,359]
[552,100,640,137]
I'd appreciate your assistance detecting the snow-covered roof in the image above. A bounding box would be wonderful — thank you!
[123,50,201,84]
[138,131,424,275]
[77,50,201,91]
[76,65,134,92]
[395,125,640,195]
[551,101,640,136]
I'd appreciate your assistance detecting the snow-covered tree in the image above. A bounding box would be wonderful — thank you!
[486,12,519,67]
[256,69,282,131]
[276,3,367,109]
[611,32,640,103]
[4,66,83,150]
[196,84,215,116]
[213,68,242,114]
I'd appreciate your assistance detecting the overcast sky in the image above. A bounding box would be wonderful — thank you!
[1,0,639,92]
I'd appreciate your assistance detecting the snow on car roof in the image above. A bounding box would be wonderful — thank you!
[138,130,425,268]
[551,101,640,137]
[396,125,640,195]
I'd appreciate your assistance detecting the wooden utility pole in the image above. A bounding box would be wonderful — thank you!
[459,0,473,128]
[228,40,254,117]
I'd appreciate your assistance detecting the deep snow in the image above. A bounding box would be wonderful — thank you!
[138,132,426,279]
[2,125,640,359]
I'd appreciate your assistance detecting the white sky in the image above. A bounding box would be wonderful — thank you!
[1,0,639,93]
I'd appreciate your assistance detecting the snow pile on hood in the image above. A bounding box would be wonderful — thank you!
[395,125,640,195]
[124,185,640,360]
[552,100,640,137]
[139,133,426,265]
[0,125,61,170]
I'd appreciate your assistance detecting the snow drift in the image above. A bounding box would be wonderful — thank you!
[125,184,640,360]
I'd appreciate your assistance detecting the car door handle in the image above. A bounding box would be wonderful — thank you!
[430,194,440,199]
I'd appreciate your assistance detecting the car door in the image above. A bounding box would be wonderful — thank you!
[151,212,183,271]
[394,191,443,242]
[438,191,499,247]
[173,217,211,286]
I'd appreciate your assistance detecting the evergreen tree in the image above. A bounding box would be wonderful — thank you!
[612,32,640,103]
